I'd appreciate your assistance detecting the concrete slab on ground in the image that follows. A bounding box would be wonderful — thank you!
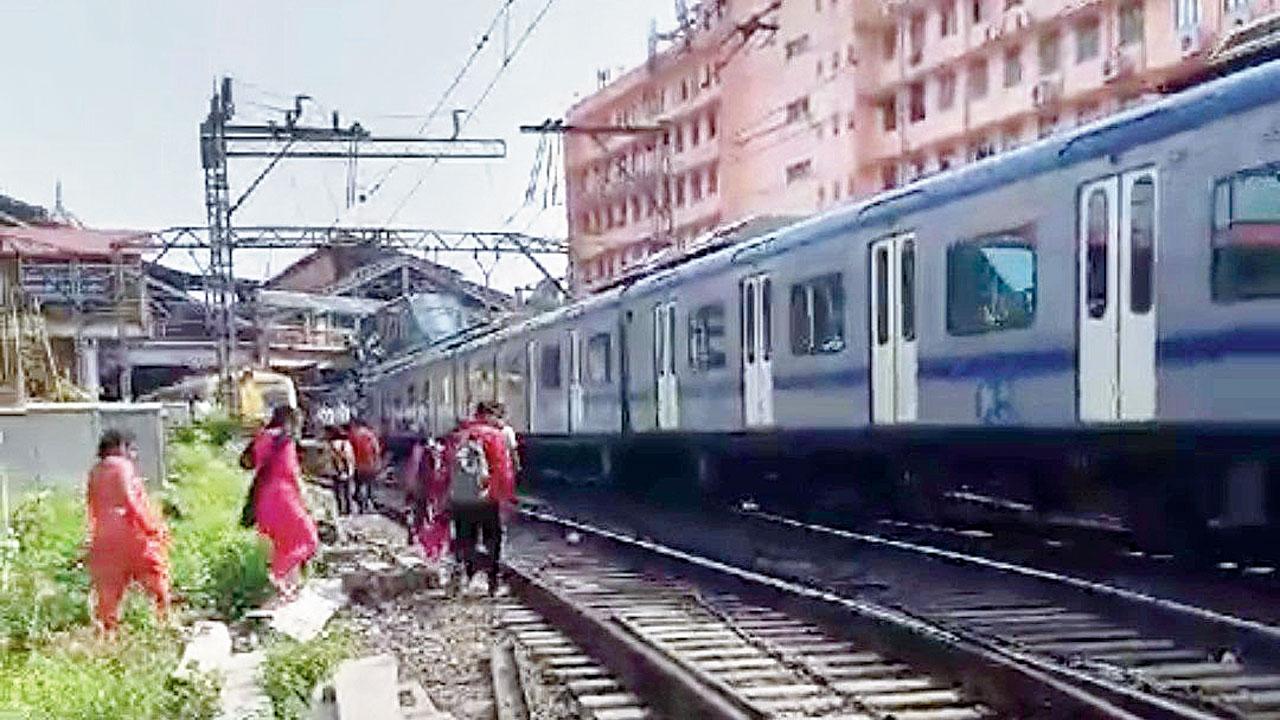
[216,651,271,720]
[174,620,232,681]
[269,578,348,642]
[334,654,404,720]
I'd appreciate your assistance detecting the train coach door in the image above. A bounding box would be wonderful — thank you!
[869,235,919,424]
[1078,170,1157,422]
[741,274,775,427]
[653,302,680,429]
[567,330,584,432]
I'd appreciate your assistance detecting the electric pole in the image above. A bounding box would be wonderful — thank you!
[199,77,508,414]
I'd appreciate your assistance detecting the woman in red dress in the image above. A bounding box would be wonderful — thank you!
[86,429,170,633]
[245,406,318,600]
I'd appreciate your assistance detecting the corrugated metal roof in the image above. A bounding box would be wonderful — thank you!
[0,226,147,259]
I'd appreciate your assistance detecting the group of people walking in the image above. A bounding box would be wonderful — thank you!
[405,400,518,595]
[81,400,518,634]
[328,400,519,596]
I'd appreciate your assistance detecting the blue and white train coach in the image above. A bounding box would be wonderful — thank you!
[373,59,1280,549]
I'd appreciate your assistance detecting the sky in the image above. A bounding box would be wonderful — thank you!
[0,0,676,292]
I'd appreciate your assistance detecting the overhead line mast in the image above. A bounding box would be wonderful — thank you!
[199,77,508,412]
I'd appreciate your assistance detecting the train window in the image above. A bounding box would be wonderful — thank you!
[1130,177,1155,314]
[1086,189,1109,319]
[587,333,612,384]
[876,249,890,346]
[762,278,773,359]
[540,344,562,388]
[946,234,1037,335]
[745,288,756,363]
[688,304,727,371]
[1212,168,1280,301]
[790,273,846,355]
[901,240,917,341]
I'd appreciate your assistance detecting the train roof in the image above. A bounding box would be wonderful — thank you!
[371,57,1280,376]
[729,56,1280,267]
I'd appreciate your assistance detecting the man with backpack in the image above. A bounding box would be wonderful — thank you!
[442,401,516,597]
[346,418,382,514]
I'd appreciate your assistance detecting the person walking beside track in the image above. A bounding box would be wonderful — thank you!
[442,401,517,597]
[242,406,319,603]
[405,434,451,561]
[85,429,171,634]
[347,418,382,514]
[324,425,356,516]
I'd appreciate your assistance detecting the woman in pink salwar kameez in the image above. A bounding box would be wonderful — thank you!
[246,406,318,600]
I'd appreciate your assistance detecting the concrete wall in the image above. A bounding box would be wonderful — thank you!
[0,402,169,494]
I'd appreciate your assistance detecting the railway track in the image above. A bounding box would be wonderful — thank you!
[735,507,1280,720]
[503,507,1245,719]
[504,532,994,719]
[353,470,1280,718]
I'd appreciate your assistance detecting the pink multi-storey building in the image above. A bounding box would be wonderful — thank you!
[565,0,1277,294]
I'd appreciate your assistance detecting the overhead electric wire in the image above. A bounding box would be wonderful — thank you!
[337,0,518,221]
[382,0,563,225]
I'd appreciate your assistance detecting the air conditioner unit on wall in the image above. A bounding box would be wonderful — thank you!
[1178,24,1209,56]
[1225,2,1254,29]
[1032,76,1064,107]
[1102,51,1135,83]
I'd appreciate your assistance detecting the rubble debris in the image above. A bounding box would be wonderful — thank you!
[268,578,349,643]
[216,650,272,720]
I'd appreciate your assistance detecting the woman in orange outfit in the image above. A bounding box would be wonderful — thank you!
[85,429,170,633]
[244,406,318,601]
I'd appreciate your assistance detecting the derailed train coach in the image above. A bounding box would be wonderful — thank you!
[372,58,1280,551]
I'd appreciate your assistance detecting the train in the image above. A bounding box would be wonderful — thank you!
[369,58,1280,552]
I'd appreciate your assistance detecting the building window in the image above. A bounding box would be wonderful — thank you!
[833,180,841,201]
[586,333,612,384]
[940,1,958,36]
[939,71,957,110]
[883,27,897,60]
[1176,0,1201,29]
[790,273,846,355]
[540,344,562,388]
[691,169,703,202]
[831,113,841,136]
[818,186,827,205]
[688,304,727,371]
[882,96,898,131]
[785,96,811,123]
[947,232,1037,335]
[909,13,926,64]
[675,175,686,207]
[1004,46,1023,87]
[786,159,813,184]
[708,111,718,138]
[881,164,898,190]
[691,120,700,147]
[1039,31,1060,74]
[968,58,989,99]
[909,82,927,122]
[785,34,812,59]
[1212,166,1280,301]
[1076,16,1101,63]
[1118,2,1144,46]
[938,147,954,171]
[971,0,986,24]
[708,164,719,194]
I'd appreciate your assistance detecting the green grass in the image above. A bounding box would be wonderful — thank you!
[261,625,357,720]
[0,425,273,720]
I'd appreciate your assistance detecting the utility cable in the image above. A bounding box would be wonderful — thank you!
[382,0,563,226]
[336,0,518,223]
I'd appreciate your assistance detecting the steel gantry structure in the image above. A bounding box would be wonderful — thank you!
[198,77,514,411]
